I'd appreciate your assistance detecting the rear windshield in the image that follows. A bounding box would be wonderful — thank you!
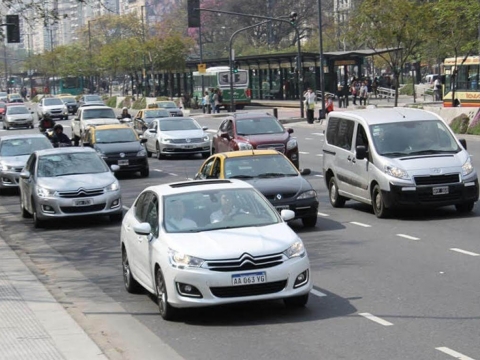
[83,109,116,119]
[0,137,52,157]
[236,117,285,135]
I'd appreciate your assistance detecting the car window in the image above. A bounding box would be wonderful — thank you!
[144,194,159,237]
[226,120,233,137]
[0,138,52,157]
[225,155,298,178]
[25,154,36,173]
[86,95,102,101]
[355,124,369,148]
[211,158,221,178]
[219,119,228,132]
[145,110,169,118]
[136,111,143,119]
[37,152,108,177]
[200,157,215,178]
[157,102,176,109]
[148,120,157,130]
[326,117,355,150]
[235,117,284,135]
[7,106,29,115]
[134,192,152,223]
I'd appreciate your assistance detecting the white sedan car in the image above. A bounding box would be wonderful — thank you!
[120,179,312,320]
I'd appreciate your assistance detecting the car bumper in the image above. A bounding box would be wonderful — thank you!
[383,179,479,208]
[104,157,148,172]
[0,170,22,188]
[34,191,122,219]
[161,142,210,155]
[269,198,318,219]
[163,256,312,308]
[5,120,33,128]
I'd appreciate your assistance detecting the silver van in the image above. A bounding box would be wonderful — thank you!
[322,108,479,218]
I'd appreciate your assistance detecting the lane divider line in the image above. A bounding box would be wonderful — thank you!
[299,151,309,155]
[314,174,324,178]
[305,138,313,140]
[310,289,327,297]
[358,313,393,326]
[450,248,480,257]
[312,133,324,136]
[206,129,217,133]
[396,234,420,241]
[168,173,178,176]
[317,212,329,217]
[152,169,163,172]
[316,154,324,157]
[350,221,372,228]
[435,347,475,360]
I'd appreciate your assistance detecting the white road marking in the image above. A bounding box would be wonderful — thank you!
[316,154,324,157]
[435,347,475,360]
[314,174,324,178]
[310,289,327,297]
[450,248,480,257]
[152,169,163,172]
[317,212,329,217]
[396,234,420,241]
[350,221,371,228]
[305,138,313,140]
[312,132,324,136]
[359,313,393,326]
[168,173,178,176]
[299,151,309,155]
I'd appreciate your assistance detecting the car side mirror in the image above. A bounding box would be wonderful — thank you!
[117,116,122,120]
[287,128,294,134]
[459,138,467,150]
[202,126,208,131]
[134,222,151,236]
[74,118,79,121]
[220,132,230,140]
[140,138,148,144]
[194,173,201,180]
[20,171,31,179]
[356,145,367,160]
[300,168,311,176]
[111,164,120,172]
[280,209,295,222]
[150,129,157,134]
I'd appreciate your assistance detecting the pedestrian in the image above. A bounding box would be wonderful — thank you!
[303,87,316,124]
[372,77,379,98]
[434,77,442,101]
[359,81,369,106]
[325,95,334,115]
[202,91,210,114]
[350,80,358,105]
[209,88,215,113]
[21,87,27,101]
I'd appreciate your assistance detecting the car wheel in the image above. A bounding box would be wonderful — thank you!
[155,267,177,321]
[302,216,317,228]
[372,184,390,218]
[146,148,152,157]
[210,146,216,156]
[2,122,5,130]
[455,202,475,213]
[30,123,34,129]
[63,116,68,120]
[122,247,142,293]
[201,152,209,159]
[20,196,32,219]
[110,213,123,222]
[32,199,44,228]
[140,167,150,177]
[328,177,346,208]
[5,123,9,130]
[73,135,80,147]
[156,143,164,160]
[284,293,309,308]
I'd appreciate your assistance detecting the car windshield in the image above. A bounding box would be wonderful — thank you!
[61,97,76,103]
[37,152,108,177]
[370,120,461,157]
[83,109,116,119]
[145,110,169,119]
[0,103,6,109]
[0,138,52,157]
[157,102,176,109]
[7,106,29,115]
[159,118,200,131]
[86,95,102,102]
[225,155,298,179]
[44,98,64,106]
[95,128,137,143]
[236,117,285,135]
[163,188,280,233]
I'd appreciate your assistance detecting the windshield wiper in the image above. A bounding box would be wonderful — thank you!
[54,172,86,176]
[408,150,457,155]
[380,152,409,157]
[229,175,254,179]
[257,172,286,178]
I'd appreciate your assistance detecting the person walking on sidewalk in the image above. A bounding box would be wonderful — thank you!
[303,87,316,124]
[202,91,210,114]
[359,81,369,106]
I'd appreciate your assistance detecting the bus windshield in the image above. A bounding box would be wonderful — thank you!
[218,71,248,86]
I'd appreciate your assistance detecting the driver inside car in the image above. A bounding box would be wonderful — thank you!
[210,193,247,224]
[167,200,197,231]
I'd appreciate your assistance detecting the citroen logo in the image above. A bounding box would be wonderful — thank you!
[120,153,125,158]
[276,194,282,200]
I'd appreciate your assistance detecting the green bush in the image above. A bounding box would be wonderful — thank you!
[105,96,117,108]
[132,97,146,109]
[467,123,480,135]
[449,113,470,134]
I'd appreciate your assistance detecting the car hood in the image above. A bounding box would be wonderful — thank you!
[37,172,115,191]
[85,101,105,106]
[43,105,65,110]
[242,175,311,197]
[386,151,468,175]
[6,114,33,120]
[94,141,142,153]
[83,119,120,126]
[237,132,289,144]
[0,155,29,167]
[161,129,205,139]
[165,223,298,259]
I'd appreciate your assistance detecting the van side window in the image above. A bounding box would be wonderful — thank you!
[356,124,368,147]
[327,117,355,150]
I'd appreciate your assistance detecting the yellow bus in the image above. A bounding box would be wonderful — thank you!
[443,56,480,107]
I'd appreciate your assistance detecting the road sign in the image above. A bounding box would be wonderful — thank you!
[198,63,206,73]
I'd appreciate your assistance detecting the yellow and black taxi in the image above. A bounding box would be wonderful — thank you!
[148,101,183,116]
[194,149,319,227]
[133,108,170,134]
[83,124,149,177]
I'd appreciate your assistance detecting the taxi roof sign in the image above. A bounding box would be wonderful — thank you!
[198,63,206,73]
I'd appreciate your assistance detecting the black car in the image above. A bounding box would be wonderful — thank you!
[59,96,78,114]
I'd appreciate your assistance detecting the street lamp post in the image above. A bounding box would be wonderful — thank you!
[317,0,326,118]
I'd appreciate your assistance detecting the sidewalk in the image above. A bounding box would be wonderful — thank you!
[0,234,107,360]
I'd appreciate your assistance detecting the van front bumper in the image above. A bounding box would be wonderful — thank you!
[382,179,479,208]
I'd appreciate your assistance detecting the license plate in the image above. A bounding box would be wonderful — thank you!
[432,186,449,195]
[74,198,93,206]
[183,145,194,149]
[275,205,289,212]
[118,160,129,165]
[232,271,267,286]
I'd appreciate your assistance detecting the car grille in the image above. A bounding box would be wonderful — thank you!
[205,253,284,272]
[49,109,63,113]
[414,174,460,186]
[170,138,204,144]
[104,151,138,157]
[256,143,286,153]
[60,204,106,213]
[57,188,105,198]
[13,167,23,173]
[264,192,297,201]
[210,280,287,298]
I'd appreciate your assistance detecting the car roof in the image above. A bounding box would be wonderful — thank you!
[216,149,280,158]
[145,179,254,197]
[328,108,442,126]
[232,112,277,120]
[0,134,49,141]
[35,147,96,157]
[6,103,27,107]
[158,117,194,121]
[81,106,112,110]
[92,124,134,131]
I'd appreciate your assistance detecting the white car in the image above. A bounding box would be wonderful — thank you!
[120,179,312,320]
[37,97,68,120]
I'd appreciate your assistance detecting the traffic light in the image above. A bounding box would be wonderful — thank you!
[233,62,239,74]
[187,0,200,28]
[289,12,297,26]
[6,15,20,43]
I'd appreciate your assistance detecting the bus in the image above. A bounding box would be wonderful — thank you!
[442,56,480,107]
[192,66,251,109]
[50,76,85,95]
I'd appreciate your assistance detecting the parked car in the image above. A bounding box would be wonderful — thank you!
[3,104,34,130]
[195,150,318,227]
[120,179,312,320]
[19,147,123,228]
[149,101,183,117]
[37,97,68,120]
[58,95,78,114]
[143,117,210,159]
[133,108,170,134]
[78,94,105,107]
[322,108,479,217]
[83,124,149,177]
[211,112,299,168]
[0,134,53,192]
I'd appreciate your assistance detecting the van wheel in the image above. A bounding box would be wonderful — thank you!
[455,202,474,213]
[328,177,346,208]
[372,185,390,218]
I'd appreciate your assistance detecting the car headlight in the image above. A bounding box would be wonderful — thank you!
[168,249,204,268]
[237,142,253,150]
[137,149,147,157]
[384,164,410,179]
[297,190,317,200]
[287,138,298,151]
[1,163,11,171]
[37,186,56,198]
[203,135,209,142]
[105,181,119,192]
[283,241,306,259]
[462,157,474,176]
[161,138,172,143]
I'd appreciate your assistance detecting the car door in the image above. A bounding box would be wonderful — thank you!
[144,120,158,152]
[138,193,159,287]
[350,123,371,202]
[19,154,37,214]
[195,156,216,179]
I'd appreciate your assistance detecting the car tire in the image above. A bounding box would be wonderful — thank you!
[32,199,45,228]
[5,123,9,130]
[455,202,475,213]
[73,135,80,147]
[201,152,209,159]
[30,124,34,129]
[156,143,164,160]
[155,267,177,321]
[20,196,32,219]
[372,184,390,218]
[284,293,309,308]
[302,216,317,228]
[210,146,216,156]
[110,213,123,222]
[328,177,346,208]
[63,116,68,120]
[140,167,150,177]
[2,122,5,130]
[146,148,152,157]
[122,248,142,293]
